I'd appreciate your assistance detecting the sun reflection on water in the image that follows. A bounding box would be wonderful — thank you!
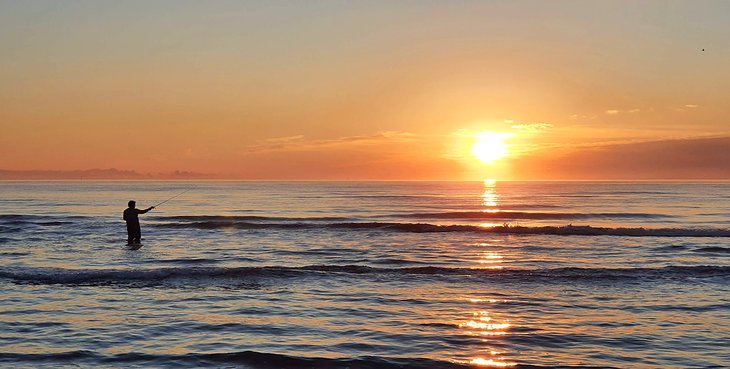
[459,311,511,336]
[457,298,516,367]
[478,222,504,228]
[469,298,502,304]
[473,242,506,270]
[477,252,504,269]
[469,357,517,367]
[482,179,499,211]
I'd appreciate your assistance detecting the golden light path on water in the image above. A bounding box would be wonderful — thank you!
[479,179,507,230]
[477,251,505,270]
[457,307,515,367]
[482,179,498,209]
[456,179,516,367]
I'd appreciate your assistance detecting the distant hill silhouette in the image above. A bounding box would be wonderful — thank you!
[0,168,216,180]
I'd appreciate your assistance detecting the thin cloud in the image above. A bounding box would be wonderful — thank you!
[511,123,553,131]
[605,108,640,115]
[243,131,419,154]
[264,135,305,143]
[673,104,700,112]
[570,114,597,120]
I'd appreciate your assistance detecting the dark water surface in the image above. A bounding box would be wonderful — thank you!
[1,181,729,368]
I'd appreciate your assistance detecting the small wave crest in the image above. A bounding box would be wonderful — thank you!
[156,215,353,222]
[0,350,472,369]
[399,211,667,220]
[693,246,730,254]
[0,349,615,368]
[0,214,80,226]
[2,265,727,286]
[156,220,730,237]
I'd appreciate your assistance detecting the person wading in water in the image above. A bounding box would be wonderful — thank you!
[123,201,154,244]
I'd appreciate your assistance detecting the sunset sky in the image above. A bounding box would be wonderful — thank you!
[2,1,729,180]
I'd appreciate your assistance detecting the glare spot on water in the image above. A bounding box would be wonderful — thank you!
[482,179,498,208]
[469,357,517,367]
[478,252,504,269]
[478,223,504,228]
[468,298,502,303]
[459,311,511,335]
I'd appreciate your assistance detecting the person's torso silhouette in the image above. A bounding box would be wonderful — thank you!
[123,200,153,244]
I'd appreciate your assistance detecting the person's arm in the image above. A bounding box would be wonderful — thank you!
[139,206,155,214]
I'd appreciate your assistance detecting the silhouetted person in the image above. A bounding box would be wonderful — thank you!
[123,200,154,244]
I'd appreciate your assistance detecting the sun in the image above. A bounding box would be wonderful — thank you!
[471,132,513,164]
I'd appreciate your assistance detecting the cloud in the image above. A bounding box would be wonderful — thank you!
[673,103,700,112]
[511,123,553,131]
[570,114,597,120]
[229,131,464,180]
[605,108,640,115]
[264,135,305,143]
[242,131,419,154]
[510,136,730,179]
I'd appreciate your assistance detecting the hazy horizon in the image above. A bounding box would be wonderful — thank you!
[3,168,730,182]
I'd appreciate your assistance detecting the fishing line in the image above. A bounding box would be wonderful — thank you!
[153,187,194,208]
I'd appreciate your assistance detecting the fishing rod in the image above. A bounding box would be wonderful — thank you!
[152,187,194,208]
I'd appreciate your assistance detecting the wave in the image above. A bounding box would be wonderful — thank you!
[0,350,473,369]
[153,257,222,264]
[348,197,564,208]
[0,214,81,226]
[2,265,727,286]
[156,215,353,222]
[482,204,564,209]
[157,211,668,222]
[0,214,85,220]
[156,220,730,237]
[0,227,19,235]
[0,349,597,369]
[399,211,667,220]
[579,191,673,195]
[693,246,730,254]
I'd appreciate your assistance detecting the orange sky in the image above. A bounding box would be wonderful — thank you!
[1,1,729,180]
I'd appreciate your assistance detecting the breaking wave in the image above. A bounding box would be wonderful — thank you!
[2,265,727,286]
[156,215,353,222]
[154,219,730,237]
[398,211,667,220]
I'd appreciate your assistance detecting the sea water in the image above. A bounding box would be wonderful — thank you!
[0,181,728,368]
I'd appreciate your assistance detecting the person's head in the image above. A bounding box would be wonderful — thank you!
[128,200,136,208]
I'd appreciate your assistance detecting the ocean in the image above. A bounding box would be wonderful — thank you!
[0,181,728,368]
